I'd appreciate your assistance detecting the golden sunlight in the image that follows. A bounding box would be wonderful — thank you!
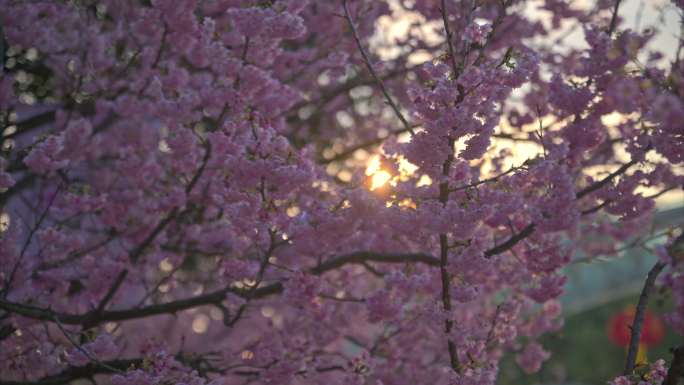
[366,154,392,190]
[370,170,392,190]
[0,213,9,232]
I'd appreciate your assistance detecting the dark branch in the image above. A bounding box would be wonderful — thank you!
[4,110,56,140]
[342,0,414,135]
[440,0,460,76]
[0,359,141,385]
[608,0,623,36]
[664,345,684,385]
[449,164,525,193]
[624,261,667,375]
[484,223,536,258]
[130,141,211,264]
[576,159,637,199]
[310,251,439,274]
[485,158,641,258]
[0,250,438,327]
[319,125,415,164]
[3,184,62,296]
[438,137,461,373]
[0,283,283,328]
[90,269,128,322]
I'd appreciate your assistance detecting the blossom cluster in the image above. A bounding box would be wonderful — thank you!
[0,0,681,384]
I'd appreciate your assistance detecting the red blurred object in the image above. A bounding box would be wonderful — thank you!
[607,305,665,347]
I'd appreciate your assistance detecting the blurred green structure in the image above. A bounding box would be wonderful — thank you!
[499,206,683,385]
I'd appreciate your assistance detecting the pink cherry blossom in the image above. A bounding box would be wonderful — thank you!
[0,0,682,384]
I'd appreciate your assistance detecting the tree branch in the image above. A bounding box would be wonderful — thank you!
[0,250,437,327]
[310,251,439,274]
[129,141,211,265]
[484,158,641,258]
[0,359,141,385]
[608,0,623,36]
[449,163,526,193]
[342,0,414,135]
[484,223,536,258]
[440,0,460,76]
[318,124,416,164]
[665,345,684,385]
[438,135,461,373]
[3,184,62,296]
[3,110,57,140]
[576,159,637,199]
[0,283,282,328]
[624,260,667,375]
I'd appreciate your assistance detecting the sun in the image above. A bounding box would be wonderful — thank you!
[365,155,393,190]
[370,170,392,190]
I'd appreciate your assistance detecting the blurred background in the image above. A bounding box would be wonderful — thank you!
[497,206,682,384]
[504,1,683,382]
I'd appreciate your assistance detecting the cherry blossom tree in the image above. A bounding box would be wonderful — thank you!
[0,0,682,384]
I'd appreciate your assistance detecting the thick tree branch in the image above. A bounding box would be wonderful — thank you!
[0,283,283,328]
[0,250,437,327]
[0,359,141,385]
[0,150,653,333]
[438,136,461,373]
[0,349,233,385]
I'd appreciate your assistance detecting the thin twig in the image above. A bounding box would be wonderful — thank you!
[232,36,250,90]
[130,141,211,265]
[571,230,672,265]
[90,269,128,321]
[440,0,459,76]
[449,164,525,192]
[91,142,212,319]
[319,124,417,164]
[53,316,123,374]
[608,0,623,36]
[318,293,366,303]
[485,304,503,349]
[3,184,62,296]
[225,232,280,327]
[135,262,183,307]
[342,0,414,135]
